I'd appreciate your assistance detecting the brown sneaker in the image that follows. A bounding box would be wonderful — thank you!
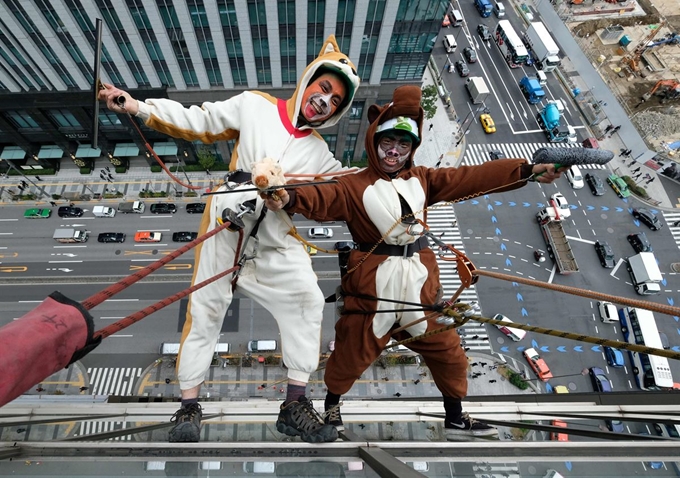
[276,397,338,443]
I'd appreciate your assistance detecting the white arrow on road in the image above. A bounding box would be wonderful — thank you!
[50,253,78,257]
[46,268,74,272]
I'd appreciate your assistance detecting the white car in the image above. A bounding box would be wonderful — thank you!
[308,227,333,239]
[598,301,619,324]
[492,314,527,342]
[549,192,571,218]
[566,165,584,189]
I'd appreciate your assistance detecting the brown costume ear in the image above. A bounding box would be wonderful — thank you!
[367,104,384,124]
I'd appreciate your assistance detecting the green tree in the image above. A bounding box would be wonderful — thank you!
[421,85,438,120]
[197,147,216,172]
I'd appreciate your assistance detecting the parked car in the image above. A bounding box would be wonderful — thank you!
[479,113,496,133]
[585,173,605,196]
[150,203,177,214]
[134,231,162,242]
[549,192,571,218]
[604,346,625,367]
[594,240,615,268]
[550,420,569,441]
[659,332,670,350]
[477,24,492,41]
[597,301,619,323]
[98,232,126,243]
[627,232,652,253]
[172,231,198,242]
[523,347,553,381]
[632,207,663,231]
[589,366,612,392]
[454,60,469,77]
[308,227,333,239]
[57,206,83,217]
[186,203,205,214]
[493,314,526,342]
[463,47,477,63]
[605,419,624,433]
[566,165,584,189]
[607,174,630,198]
[553,385,570,394]
[488,150,504,160]
[24,208,51,219]
[306,245,317,256]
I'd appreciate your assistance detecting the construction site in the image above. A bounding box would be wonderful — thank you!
[564,0,680,157]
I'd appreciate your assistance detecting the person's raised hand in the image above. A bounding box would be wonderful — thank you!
[98,82,139,115]
[262,189,289,211]
[531,164,564,184]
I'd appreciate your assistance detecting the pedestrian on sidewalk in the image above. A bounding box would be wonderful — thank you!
[632,167,641,174]
[35,176,42,181]
[646,177,656,185]
[50,201,57,207]
[429,123,434,131]
[612,125,621,134]
[413,379,421,385]
[435,154,443,168]
[627,159,637,167]
[489,379,497,383]
[604,124,614,134]
[633,173,642,180]
[393,392,402,397]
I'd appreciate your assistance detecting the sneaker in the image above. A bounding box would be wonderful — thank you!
[323,403,344,431]
[445,412,498,439]
[168,402,202,442]
[276,397,338,443]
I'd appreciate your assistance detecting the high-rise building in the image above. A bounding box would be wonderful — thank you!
[0,0,447,171]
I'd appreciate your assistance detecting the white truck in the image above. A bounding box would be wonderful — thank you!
[536,208,578,274]
[53,228,89,243]
[92,205,116,217]
[118,201,145,214]
[524,22,561,72]
[465,77,490,105]
[627,252,662,295]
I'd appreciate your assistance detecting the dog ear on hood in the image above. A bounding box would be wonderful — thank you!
[367,103,384,124]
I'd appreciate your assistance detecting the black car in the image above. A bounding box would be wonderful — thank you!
[585,173,605,196]
[463,47,477,63]
[57,206,84,217]
[627,232,652,253]
[172,231,198,242]
[150,203,177,214]
[594,240,615,268]
[659,332,670,350]
[489,150,505,160]
[632,207,662,231]
[454,60,469,77]
[98,232,126,243]
[186,203,206,214]
[477,24,492,41]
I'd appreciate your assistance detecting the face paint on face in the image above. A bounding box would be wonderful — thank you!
[377,133,413,173]
[300,73,347,124]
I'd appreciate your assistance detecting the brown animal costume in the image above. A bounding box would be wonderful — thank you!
[284,85,535,434]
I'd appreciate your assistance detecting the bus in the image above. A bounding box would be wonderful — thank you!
[619,307,674,391]
[494,20,528,68]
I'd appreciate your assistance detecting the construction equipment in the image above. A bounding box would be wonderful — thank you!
[621,21,667,73]
[642,79,680,103]
[647,32,680,48]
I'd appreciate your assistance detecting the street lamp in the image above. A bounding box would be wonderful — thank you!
[455,104,488,147]
[176,151,192,185]
[521,368,589,383]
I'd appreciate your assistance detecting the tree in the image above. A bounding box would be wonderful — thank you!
[196,146,216,172]
[421,85,438,120]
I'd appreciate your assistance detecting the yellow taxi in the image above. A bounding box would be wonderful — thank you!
[306,245,317,256]
[479,113,496,134]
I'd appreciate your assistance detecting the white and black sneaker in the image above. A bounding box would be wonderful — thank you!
[445,412,498,440]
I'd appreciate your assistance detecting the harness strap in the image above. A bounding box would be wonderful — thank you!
[357,236,428,258]
[231,203,268,291]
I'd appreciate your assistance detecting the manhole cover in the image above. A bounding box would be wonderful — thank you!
[671,263,680,272]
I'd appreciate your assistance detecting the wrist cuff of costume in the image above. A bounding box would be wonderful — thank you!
[284,189,297,209]
[520,163,535,181]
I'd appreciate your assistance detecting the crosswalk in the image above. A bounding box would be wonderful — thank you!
[87,367,142,396]
[462,142,609,168]
[426,204,490,352]
[472,462,520,478]
[76,420,135,441]
[664,211,680,249]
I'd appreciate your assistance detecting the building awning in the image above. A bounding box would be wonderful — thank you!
[0,146,26,160]
[75,144,101,158]
[38,145,65,159]
[152,142,178,156]
[113,143,140,157]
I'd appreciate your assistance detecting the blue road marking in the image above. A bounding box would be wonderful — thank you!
[566,462,573,471]
[587,206,595,211]
[523,202,531,207]
[574,346,583,352]
[667,297,675,306]
[537,202,544,208]
[557,346,567,352]
[517,293,523,302]
[532,339,538,348]
[506,258,512,266]
[634,219,640,227]
[495,227,502,235]
[627,207,633,213]
[488,204,494,211]
[601,206,609,211]
[517,346,526,352]
[662,278,667,286]
[521,308,528,317]
[492,215,498,223]
[500,243,507,251]
[672,346,680,352]
[470,200,478,205]
[484,195,490,199]
[616,207,623,212]
[540,346,550,352]
[512,282,519,287]
[591,345,601,352]
[501,346,509,353]
[494,201,502,206]
[508,201,516,207]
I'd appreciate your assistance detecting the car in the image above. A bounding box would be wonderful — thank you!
[172,231,198,242]
[550,420,568,441]
[454,60,469,77]
[308,227,333,239]
[134,231,162,242]
[24,208,51,219]
[463,47,477,63]
[523,347,553,381]
[479,113,496,133]
[57,206,83,217]
[488,150,504,160]
[186,203,205,214]
[442,13,451,27]
[98,232,126,243]
[597,301,619,324]
[553,385,570,394]
[659,332,670,350]
[549,192,571,218]
[565,165,584,189]
[385,338,415,355]
[585,173,605,196]
[328,340,335,352]
[589,366,611,392]
[606,174,630,198]
[477,24,492,41]
[492,314,526,342]
[627,232,652,253]
[594,240,615,268]
[605,419,624,433]
[150,203,177,214]
[306,245,317,256]
[632,207,663,231]
[604,346,624,367]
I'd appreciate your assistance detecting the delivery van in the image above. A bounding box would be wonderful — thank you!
[450,9,463,26]
[247,340,278,352]
[494,1,506,17]
[92,205,116,217]
[444,34,457,53]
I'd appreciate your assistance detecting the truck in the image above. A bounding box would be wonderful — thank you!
[536,208,578,274]
[474,0,493,17]
[118,200,145,214]
[465,77,490,105]
[92,205,116,218]
[53,228,89,243]
[519,75,545,104]
[524,22,561,72]
[627,252,662,295]
[536,100,577,143]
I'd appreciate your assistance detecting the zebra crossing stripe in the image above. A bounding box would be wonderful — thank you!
[87,367,142,396]
[463,142,606,169]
